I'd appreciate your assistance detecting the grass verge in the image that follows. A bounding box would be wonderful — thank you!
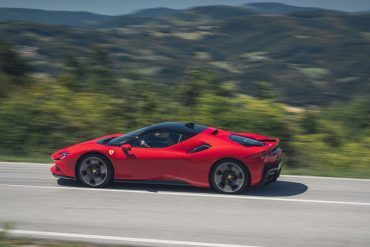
[0,154,51,163]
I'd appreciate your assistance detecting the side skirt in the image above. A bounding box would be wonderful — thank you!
[114,179,191,187]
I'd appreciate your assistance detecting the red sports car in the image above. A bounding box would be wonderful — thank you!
[51,122,282,194]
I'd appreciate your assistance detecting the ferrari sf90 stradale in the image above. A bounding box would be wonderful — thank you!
[51,122,282,194]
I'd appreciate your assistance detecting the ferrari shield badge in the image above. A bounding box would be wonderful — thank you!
[109,150,114,155]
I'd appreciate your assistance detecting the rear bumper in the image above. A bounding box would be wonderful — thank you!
[261,160,282,185]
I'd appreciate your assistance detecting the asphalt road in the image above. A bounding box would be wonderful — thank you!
[0,162,370,247]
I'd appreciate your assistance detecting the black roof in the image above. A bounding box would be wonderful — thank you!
[105,122,208,146]
[145,122,207,136]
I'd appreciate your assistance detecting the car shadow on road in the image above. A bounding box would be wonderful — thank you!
[57,179,308,197]
[247,181,308,197]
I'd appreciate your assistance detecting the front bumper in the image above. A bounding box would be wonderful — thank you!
[262,160,282,185]
[50,165,75,180]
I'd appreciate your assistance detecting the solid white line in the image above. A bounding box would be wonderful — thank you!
[5,229,259,247]
[1,183,370,206]
[281,175,370,182]
[2,161,370,182]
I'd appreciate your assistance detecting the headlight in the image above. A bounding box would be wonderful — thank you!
[53,152,71,160]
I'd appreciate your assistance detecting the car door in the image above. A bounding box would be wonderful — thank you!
[116,130,185,180]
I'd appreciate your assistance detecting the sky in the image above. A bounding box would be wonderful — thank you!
[0,0,369,15]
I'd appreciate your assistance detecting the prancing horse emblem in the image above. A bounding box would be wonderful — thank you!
[109,150,114,155]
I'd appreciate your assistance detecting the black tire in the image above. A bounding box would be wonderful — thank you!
[77,153,113,188]
[211,159,249,194]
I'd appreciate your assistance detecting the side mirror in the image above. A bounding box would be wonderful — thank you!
[121,144,132,153]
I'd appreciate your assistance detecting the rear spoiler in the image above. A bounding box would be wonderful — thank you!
[258,138,279,143]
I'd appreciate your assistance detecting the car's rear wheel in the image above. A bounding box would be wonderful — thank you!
[77,154,113,188]
[211,160,249,194]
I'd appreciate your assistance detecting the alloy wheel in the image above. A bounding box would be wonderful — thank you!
[79,157,108,187]
[213,162,246,193]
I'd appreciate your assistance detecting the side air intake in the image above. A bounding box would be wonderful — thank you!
[188,144,211,154]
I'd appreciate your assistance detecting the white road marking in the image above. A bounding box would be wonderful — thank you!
[0,183,369,206]
[4,229,259,247]
[2,161,370,182]
[281,175,370,182]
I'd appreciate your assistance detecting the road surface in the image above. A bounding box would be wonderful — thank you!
[0,161,370,247]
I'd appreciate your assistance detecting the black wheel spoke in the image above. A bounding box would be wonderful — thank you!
[231,184,239,191]
[218,182,225,189]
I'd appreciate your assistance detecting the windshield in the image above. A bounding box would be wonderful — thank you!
[107,127,148,146]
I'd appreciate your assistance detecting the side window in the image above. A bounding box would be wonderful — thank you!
[131,130,182,148]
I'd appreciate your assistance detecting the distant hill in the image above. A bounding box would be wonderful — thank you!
[0,5,369,105]
[0,8,112,26]
[188,5,255,18]
[0,3,341,28]
[245,2,326,15]
[132,7,179,17]
[0,5,255,28]
[95,5,255,28]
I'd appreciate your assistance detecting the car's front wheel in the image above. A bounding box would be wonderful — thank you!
[211,160,249,194]
[77,154,113,187]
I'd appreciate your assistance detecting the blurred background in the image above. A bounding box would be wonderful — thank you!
[0,0,369,177]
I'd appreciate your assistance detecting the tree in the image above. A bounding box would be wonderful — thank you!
[176,66,219,107]
[256,81,277,100]
[86,47,118,92]
[0,43,32,81]
[0,43,33,98]
[300,110,318,134]
[59,47,118,93]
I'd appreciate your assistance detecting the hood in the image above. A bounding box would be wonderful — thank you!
[51,133,122,160]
